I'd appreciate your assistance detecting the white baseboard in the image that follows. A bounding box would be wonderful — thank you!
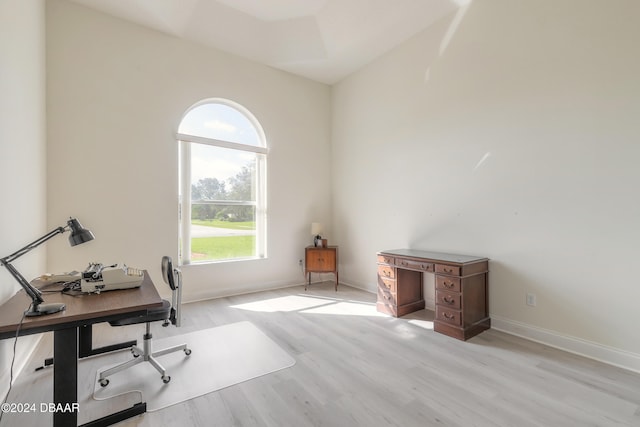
[338,280,373,294]
[491,315,640,374]
[184,281,301,304]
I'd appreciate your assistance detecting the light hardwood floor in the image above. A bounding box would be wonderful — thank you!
[3,282,640,426]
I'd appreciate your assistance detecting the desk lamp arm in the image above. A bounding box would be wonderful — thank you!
[0,260,44,304]
[1,226,67,304]
[2,226,66,264]
[0,219,93,316]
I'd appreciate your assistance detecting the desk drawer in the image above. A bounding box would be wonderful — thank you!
[377,255,395,265]
[436,290,461,310]
[377,286,397,306]
[377,265,395,279]
[436,306,462,326]
[378,275,396,293]
[395,258,434,272]
[435,276,461,293]
[435,264,461,276]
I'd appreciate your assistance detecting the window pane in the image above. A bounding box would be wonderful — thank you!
[191,144,256,202]
[179,103,262,147]
[191,204,256,262]
[190,142,257,262]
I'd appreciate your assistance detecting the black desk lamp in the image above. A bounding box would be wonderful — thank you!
[0,217,95,316]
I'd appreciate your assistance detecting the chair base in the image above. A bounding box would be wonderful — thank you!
[98,323,191,386]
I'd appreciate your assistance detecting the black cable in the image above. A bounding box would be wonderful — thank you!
[34,280,84,297]
[38,279,76,292]
[0,305,28,425]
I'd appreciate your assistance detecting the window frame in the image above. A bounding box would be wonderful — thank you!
[177,98,267,265]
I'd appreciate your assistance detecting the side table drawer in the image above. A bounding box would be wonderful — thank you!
[436,290,461,310]
[435,276,461,293]
[307,248,336,272]
[436,306,462,327]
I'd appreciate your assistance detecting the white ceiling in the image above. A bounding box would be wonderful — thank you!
[68,0,465,84]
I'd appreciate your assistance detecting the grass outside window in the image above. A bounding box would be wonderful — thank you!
[190,220,256,261]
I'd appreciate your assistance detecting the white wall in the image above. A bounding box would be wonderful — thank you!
[0,0,47,396]
[41,0,640,373]
[46,0,332,301]
[332,0,640,369]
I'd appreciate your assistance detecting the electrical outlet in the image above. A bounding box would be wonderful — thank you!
[526,293,537,307]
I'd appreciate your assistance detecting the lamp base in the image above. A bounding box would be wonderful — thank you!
[25,302,66,317]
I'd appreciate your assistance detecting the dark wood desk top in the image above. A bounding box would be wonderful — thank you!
[0,271,163,339]
[378,249,488,265]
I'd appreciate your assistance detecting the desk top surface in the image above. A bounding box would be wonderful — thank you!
[379,249,488,264]
[0,271,163,338]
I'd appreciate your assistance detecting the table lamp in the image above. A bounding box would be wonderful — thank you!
[0,217,95,316]
[311,222,322,247]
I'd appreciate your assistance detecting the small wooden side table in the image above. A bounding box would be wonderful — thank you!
[305,245,338,291]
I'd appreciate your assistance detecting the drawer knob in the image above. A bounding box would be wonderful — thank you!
[443,312,455,320]
[443,296,455,305]
[444,282,453,288]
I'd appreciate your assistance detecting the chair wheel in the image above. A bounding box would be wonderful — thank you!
[100,379,109,387]
[162,375,171,383]
[184,348,192,356]
[131,349,140,358]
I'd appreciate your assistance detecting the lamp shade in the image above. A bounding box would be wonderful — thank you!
[67,218,95,246]
[311,222,322,236]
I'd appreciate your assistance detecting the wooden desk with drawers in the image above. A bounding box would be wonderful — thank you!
[377,249,490,340]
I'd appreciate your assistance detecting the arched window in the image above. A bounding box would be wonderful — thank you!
[177,99,267,264]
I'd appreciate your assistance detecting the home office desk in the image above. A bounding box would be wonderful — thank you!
[377,249,490,340]
[0,271,163,427]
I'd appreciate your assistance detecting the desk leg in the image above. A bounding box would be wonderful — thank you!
[53,327,78,427]
[79,325,137,358]
[40,326,137,370]
[52,327,146,427]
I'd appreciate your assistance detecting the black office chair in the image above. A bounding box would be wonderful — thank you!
[98,256,191,387]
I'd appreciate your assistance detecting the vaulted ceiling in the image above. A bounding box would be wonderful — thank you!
[68,0,465,84]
